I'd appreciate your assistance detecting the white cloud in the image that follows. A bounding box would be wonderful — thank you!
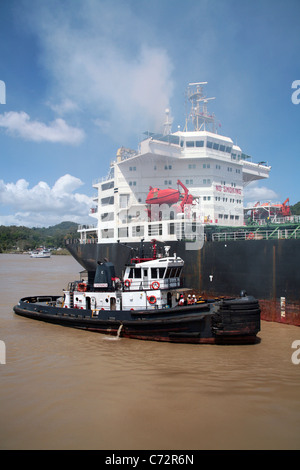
[47,98,80,116]
[26,0,174,139]
[244,182,279,206]
[0,174,93,227]
[0,111,85,144]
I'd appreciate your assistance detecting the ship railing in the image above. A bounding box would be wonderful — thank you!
[123,278,183,290]
[65,238,99,245]
[212,227,300,242]
[80,238,99,244]
[254,215,300,225]
[78,224,97,231]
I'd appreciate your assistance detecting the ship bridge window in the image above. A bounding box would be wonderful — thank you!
[132,226,144,237]
[165,267,182,278]
[207,141,213,148]
[150,267,166,279]
[213,143,219,150]
[128,268,142,279]
[196,140,204,147]
[120,194,129,208]
[118,227,128,237]
[186,141,195,147]
[101,181,114,191]
[135,268,141,278]
[101,228,114,238]
[128,268,134,278]
[101,212,114,221]
[148,224,162,236]
[101,196,114,205]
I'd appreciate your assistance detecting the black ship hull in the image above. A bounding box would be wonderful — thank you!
[66,238,300,326]
[13,295,261,345]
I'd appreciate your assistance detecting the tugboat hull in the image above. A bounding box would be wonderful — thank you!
[13,295,260,345]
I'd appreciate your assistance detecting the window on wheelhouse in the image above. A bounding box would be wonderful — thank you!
[151,267,166,279]
[128,268,141,278]
[165,267,182,278]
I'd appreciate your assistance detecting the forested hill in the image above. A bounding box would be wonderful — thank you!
[0,222,78,253]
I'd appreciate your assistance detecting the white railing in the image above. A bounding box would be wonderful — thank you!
[212,227,300,242]
[78,224,97,231]
[253,215,300,226]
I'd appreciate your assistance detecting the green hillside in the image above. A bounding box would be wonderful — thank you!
[0,222,78,253]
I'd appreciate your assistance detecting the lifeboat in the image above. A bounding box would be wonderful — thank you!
[146,180,194,210]
[146,187,180,205]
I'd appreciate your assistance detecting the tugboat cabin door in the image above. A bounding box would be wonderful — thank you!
[86,296,96,310]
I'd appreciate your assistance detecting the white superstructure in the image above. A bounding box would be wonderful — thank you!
[79,83,271,245]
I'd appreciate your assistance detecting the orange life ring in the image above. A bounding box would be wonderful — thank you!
[148,295,157,304]
[151,281,160,290]
[247,232,254,240]
[124,279,131,288]
[77,282,87,292]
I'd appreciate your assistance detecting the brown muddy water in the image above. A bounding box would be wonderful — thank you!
[0,254,299,450]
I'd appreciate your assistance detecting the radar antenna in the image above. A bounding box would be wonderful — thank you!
[163,108,173,135]
[185,82,217,132]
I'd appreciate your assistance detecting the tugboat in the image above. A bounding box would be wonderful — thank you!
[14,244,261,344]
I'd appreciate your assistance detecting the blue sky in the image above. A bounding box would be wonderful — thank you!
[0,0,299,227]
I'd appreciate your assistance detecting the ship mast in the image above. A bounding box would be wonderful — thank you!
[185,82,216,133]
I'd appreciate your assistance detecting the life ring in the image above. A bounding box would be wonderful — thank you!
[124,279,131,288]
[151,281,160,290]
[247,232,254,240]
[78,282,87,292]
[148,295,156,304]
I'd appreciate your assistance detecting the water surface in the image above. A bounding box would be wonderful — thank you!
[0,254,299,449]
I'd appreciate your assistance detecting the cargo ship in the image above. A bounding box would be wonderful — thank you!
[66,82,300,326]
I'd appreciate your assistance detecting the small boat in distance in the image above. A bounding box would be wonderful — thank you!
[30,247,51,258]
[14,243,261,344]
